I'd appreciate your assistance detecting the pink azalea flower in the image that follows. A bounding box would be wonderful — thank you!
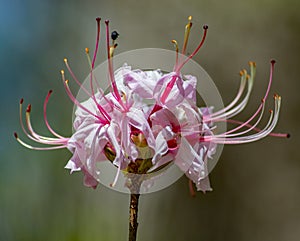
[15,17,289,193]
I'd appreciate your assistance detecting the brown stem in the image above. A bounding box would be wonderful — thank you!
[128,193,140,241]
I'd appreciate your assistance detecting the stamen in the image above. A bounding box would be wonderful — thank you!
[171,40,179,69]
[214,99,266,138]
[209,61,275,128]
[182,16,193,55]
[85,47,102,91]
[92,17,101,69]
[61,70,108,124]
[85,47,92,69]
[209,69,248,118]
[43,90,66,139]
[24,104,40,140]
[249,61,256,68]
[159,21,208,104]
[19,98,37,142]
[63,59,111,123]
[176,24,208,72]
[207,95,281,144]
[64,79,107,123]
[14,132,67,150]
[216,118,290,138]
[207,66,255,121]
[105,20,125,109]
[263,60,276,101]
[88,18,101,105]
[89,18,106,112]
[223,99,264,136]
[24,103,68,143]
[26,104,31,113]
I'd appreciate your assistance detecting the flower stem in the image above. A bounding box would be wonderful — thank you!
[129,193,140,241]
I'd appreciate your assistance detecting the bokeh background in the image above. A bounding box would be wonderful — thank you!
[1,0,299,240]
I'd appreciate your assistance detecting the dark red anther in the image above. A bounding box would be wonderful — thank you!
[14,132,18,138]
[271,59,276,64]
[20,98,24,104]
[203,24,208,30]
[96,17,101,23]
[105,20,109,24]
[49,90,53,94]
[26,104,31,113]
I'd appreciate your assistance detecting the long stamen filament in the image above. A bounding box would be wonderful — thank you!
[43,90,66,139]
[182,16,193,55]
[206,69,255,122]
[263,60,275,101]
[171,40,179,70]
[19,99,37,142]
[159,24,208,105]
[92,17,101,69]
[61,70,108,124]
[85,48,93,68]
[205,95,282,144]
[25,105,67,143]
[215,118,289,138]
[176,25,208,72]
[210,68,248,118]
[105,20,128,111]
[88,18,101,107]
[14,133,67,150]
[64,59,111,122]
[213,100,266,138]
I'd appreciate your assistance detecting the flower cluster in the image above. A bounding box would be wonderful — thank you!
[15,17,288,193]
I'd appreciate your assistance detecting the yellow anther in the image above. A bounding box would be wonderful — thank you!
[85,48,89,54]
[171,40,179,51]
[249,61,256,67]
[63,58,68,63]
[60,70,65,75]
[273,94,281,100]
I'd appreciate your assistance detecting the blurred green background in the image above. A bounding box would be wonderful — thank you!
[1,0,299,240]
